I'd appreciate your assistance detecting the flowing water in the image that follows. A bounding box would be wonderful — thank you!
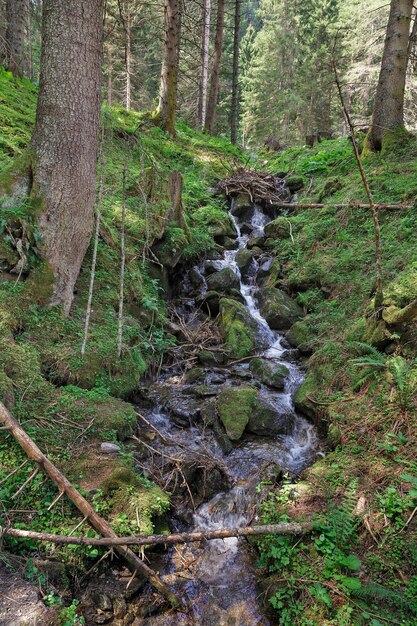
[135,200,320,625]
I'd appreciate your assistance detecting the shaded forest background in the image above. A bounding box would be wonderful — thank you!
[2,0,417,146]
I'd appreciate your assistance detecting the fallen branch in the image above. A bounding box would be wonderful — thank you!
[270,202,409,211]
[1,521,315,547]
[0,402,181,609]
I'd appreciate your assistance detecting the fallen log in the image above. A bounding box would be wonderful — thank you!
[2,521,315,547]
[0,402,181,609]
[270,202,410,210]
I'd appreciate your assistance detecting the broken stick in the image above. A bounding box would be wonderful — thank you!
[2,521,314,546]
[0,401,181,609]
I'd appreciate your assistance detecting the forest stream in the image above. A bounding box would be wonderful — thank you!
[126,196,321,625]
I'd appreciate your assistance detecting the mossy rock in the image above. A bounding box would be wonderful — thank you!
[382,265,417,308]
[152,227,188,268]
[286,175,304,192]
[249,358,289,389]
[235,248,256,275]
[256,287,303,330]
[94,397,137,441]
[206,267,240,293]
[263,258,282,289]
[247,396,294,436]
[286,321,314,354]
[217,386,257,440]
[293,374,317,420]
[264,217,292,240]
[232,193,252,216]
[0,370,15,409]
[317,177,343,202]
[22,264,55,308]
[219,298,259,358]
[198,350,226,366]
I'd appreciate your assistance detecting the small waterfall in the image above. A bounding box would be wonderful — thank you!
[135,198,319,625]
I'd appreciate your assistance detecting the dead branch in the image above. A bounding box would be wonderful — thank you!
[218,168,288,204]
[1,521,315,547]
[0,401,181,609]
[269,202,409,211]
[332,56,384,310]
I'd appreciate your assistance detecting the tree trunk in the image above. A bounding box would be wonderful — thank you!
[366,0,413,151]
[197,0,211,128]
[230,0,241,143]
[5,0,29,77]
[158,0,181,136]
[30,0,104,316]
[204,0,225,134]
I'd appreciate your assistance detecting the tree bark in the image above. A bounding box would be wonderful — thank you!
[30,0,104,316]
[197,0,211,128]
[125,4,132,110]
[0,401,181,609]
[158,0,181,136]
[3,522,315,547]
[230,0,241,144]
[204,0,225,134]
[5,0,29,77]
[366,0,413,151]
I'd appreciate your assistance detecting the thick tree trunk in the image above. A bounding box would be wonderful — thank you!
[30,0,104,316]
[5,0,29,77]
[197,0,211,128]
[366,0,413,151]
[230,0,241,143]
[158,0,181,136]
[204,0,225,134]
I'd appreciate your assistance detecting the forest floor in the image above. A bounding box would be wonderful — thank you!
[1,66,417,625]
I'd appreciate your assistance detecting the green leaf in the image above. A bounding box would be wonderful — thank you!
[336,554,361,571]
[341,577,362,591]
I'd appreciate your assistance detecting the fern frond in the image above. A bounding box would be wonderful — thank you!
[353,583,417,615]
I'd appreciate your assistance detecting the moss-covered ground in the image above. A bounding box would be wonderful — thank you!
[255,136,417,624]
[0,66,242,579]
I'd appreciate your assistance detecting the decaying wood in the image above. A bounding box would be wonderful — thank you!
[0,401,181,609]
[218,168,287,205]
[2,521,314,547]
[270,202,409,211]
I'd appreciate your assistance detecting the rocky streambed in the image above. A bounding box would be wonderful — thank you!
[104,191,322,625]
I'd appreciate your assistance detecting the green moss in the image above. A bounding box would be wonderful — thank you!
[217,387,258,440]
[219,298,258,358]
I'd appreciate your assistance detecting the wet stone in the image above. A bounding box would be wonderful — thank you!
[100,442,121,454]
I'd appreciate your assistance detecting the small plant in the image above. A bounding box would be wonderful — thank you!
[60,600,85,626]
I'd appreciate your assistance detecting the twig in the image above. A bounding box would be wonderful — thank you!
[117,168,127,359]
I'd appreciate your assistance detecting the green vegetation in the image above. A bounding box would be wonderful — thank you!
[0,70,242,569]
[255,135,417,624]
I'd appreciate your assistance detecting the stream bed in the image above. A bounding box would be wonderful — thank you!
[131,197,321,625]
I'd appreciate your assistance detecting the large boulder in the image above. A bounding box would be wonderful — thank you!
[293,375,317,420]
[247,396,294,436]
[256,287,303,330]
[264,217,292,240]
[152,228,188,268]
[217,387,258,440]
[231,193,252,218]
[235,248,256,280]
[256,257,281,288]
[219,298,259,358]
[249,358,289,389]
[206,267,240,293]
[286,321,314,354]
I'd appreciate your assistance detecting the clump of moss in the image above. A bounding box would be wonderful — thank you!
[217,386,257,440]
